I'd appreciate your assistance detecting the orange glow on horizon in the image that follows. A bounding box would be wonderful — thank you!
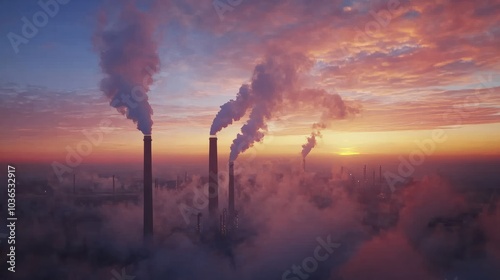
[2,122,499,164]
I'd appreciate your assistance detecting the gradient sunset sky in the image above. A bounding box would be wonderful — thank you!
[0,0,499,164]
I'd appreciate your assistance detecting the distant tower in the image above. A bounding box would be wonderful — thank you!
[379,165,382,184]
[234,210,239,231]
[112,175,115,193]
[363,165,367,182]
[220,213,223,234]
[209,136,219,218]
[229,162,235,216]
[220,208,227,236]
[197,213,202,234]
[143,135,153,241]
[229,162,236,234]
[73,174,76,194]
[303,158,306,172]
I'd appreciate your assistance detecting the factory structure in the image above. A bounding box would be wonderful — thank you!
[208,135,239,237]
[208,136,219,219]
[15,129,493,273]
[139,133,241,242]
[85,132,492,245]
[26,132,495,254]
[17,133,494,275]
[143,134,153,241]
[137,134,241,242]
[64,146,401,240]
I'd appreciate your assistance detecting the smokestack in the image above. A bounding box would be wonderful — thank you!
[234,210,239,231]
[379,165,382,184]
[144,135,153,240]
[363,165,366,182]
[112,175,115,193]
[229,162,235,215]
[197,213,202,234]
[209,136,219,217]
[220,208,227,236]
[220,213,223,235]
[303,158,306,172]
[73,174,76,194]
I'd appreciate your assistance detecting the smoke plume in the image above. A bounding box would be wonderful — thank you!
[7,160,500,280]
[210,84,252,135]
[300,91,360,158]
[212,54,360,162]
[229,53,313,161]
[93,1,160,135]
[301,128,322,159]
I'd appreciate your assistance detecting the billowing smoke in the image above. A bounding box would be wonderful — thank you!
[300,91,360,158]
[8,160,500,280]
[210,84,252,135]
[228,53,313,161]
[213,54,360,162]
[93,1,160,135]
[301,128,322,159]
[337,175,500,280]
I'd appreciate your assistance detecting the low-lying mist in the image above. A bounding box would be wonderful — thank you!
[1,157,499,280]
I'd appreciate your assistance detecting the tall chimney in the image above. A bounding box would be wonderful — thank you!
[303,158,306,172]
[363,165,366,182]
[197,213,202,234]
[379,165,382,184]
[112,175,115,193]
[209,136,219,217]
[229,161,235,215]
[144,135,153,240]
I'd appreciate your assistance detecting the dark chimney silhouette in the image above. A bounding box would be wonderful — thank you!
[379,165,382,184]
[372,170,375,185]
[144,135,153,240]
[303,158,306,172]
[363,165,366,182]
[229,161,235,216]
[209,136,219,217]
[197,213,202,234]
[220,208,228,236]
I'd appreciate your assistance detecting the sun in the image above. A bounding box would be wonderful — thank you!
[337,147,360,156]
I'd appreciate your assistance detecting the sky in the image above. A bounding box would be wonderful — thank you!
[0,0,499,165]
